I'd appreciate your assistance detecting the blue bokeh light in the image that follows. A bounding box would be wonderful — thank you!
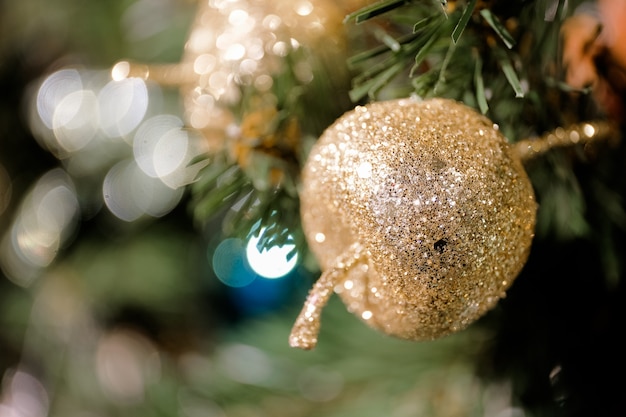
[211,238,255,288]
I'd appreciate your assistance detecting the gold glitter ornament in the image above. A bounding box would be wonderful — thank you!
[290,97,537,350]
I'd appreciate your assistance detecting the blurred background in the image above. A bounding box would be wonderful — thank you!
[1,0,625,416]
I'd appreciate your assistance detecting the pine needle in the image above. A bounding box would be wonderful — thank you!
[344,0,410,24]
[480,9,515,49]
[451,0,476,44]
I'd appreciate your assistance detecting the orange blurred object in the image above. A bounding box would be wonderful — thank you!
[562,0,626,122]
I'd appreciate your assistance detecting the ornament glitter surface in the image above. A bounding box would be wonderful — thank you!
[290,97,537,349]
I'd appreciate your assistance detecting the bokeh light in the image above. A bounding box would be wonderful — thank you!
[98,77,149,138]
[28,67,207,225]
[95,328,162,404]
[52,89,100,152]
[211,231,296,314]
[134,114,183,178]
[31,68,154,159]
[0,369,49,417]
[215,343,272,386]
[36,69,83,130]
[298,365,344,402]
[103,159,184,222]
[0,169,79,286]
[245,228,298,279]
[211,238,256,288]
[133,115,207,189]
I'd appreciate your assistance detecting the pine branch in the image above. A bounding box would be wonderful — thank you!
[344,0,575,120]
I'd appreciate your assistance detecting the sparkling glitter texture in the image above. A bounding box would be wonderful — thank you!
[291,97,537,349]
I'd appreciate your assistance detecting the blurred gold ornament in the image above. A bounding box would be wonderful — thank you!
[290,97,537,350]
[113,0,357,174]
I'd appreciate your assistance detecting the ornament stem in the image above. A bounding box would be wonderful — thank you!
[513,120,618,162]
[289,243,364,350]
[110,60,195,86]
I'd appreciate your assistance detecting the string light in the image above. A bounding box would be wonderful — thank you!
[245,227,298,279]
